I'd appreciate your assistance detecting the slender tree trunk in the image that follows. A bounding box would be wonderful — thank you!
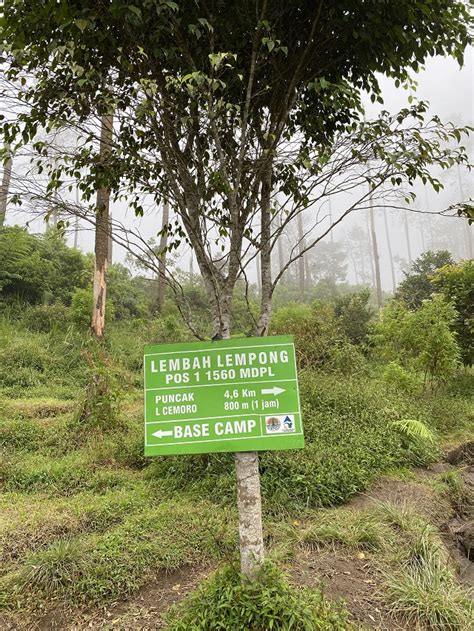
[91,113,113,339]
[233,160,274,581]
[419,215,426,253]
[423,186,435,250]
[368,198,382,308]
[457,165,473,259]
[365,210,376,288]
[189,249,194,285]
[297,212,305,299]
[403,210,412,267]
[382,205,396,294]
[157,200,170,313]
[256,250,261,296]
[0,144,12,228]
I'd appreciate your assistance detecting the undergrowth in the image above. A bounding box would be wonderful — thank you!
[164,563,350,630]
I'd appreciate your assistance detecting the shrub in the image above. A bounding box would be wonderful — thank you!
[334,288,373,346]
[382,362,419,394]
[164,563,348,630]
[270,301,364,372]
[22,303,71,333]
[372,296,460,388]
[70,287,115,328]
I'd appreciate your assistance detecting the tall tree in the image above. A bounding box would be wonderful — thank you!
[4,0,471,580]
[157,200,170,313]
[91,113,113,339]
[368,195,382,308]
[0,144,13,228]
[382,205,397,294]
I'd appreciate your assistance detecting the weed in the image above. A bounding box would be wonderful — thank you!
[290,510,390,552]
[19,539,89,595]
[164,562,350,630]
[384,551,473,629]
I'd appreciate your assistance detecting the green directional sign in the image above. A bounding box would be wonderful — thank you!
[144,335,303,456]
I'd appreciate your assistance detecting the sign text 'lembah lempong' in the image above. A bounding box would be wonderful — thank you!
[144,335,304,456]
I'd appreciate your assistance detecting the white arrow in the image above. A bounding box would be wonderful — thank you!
[261,386,285,396]
[152,429,174,439]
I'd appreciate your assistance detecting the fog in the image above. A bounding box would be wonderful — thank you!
[4,48,473,293]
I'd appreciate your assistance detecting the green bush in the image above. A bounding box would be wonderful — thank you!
[382,361,420,394]
[270,301,364,373]
[372,296,460,388]
[70,287,115,328]
[22,303,71,333]
[164,563,348,630]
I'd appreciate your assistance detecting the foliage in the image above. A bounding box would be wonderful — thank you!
[22,303,71,333]
[391,419,438,464]
[70,287,115,328]
[432,259,474,365]
[0,226,89,305]
[306,240,348,284]
[372,296,460,387]
[106,263,148,320]
[2,0,472,338]
[164,563,348,631]
[382,362,420,394]
[72,342,129,438]
[396,250,453,309]
[334,289,373,346]
[270,302,364,373]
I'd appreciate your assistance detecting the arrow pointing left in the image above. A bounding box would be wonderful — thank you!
[152,429,174,439]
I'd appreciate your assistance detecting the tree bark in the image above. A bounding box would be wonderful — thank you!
[0,144,12,228]
[368,197,382,308]
[157,199,170,313]
[91,113,113,339]
[234,451,264,579]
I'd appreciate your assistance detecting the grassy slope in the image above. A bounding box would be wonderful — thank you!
[0,322,473,627]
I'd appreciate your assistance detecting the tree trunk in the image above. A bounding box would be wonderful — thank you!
[234,452,264,579]
[297,212,305,299]
[365,209,376,289]
[91,113,113,339]
[157,199,170,313]
[457,165,473,259]
[382,205,396,294]
[368,197,382,309]
[0,144,12,228]
[232,159,274,580]
[403,210,412,267]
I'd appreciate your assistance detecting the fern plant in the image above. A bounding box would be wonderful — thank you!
[392,419,436,445]
[392,419,438,465]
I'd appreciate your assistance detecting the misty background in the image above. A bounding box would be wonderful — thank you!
[3,49,473,294]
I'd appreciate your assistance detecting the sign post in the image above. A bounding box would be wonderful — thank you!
[144,335,303,457]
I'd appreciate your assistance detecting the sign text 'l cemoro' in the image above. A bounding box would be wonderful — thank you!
[144,335,304,456]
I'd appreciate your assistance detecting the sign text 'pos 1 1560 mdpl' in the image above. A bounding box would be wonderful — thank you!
[144,335,304,456]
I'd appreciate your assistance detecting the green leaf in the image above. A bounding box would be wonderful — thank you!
[74,19,89,32]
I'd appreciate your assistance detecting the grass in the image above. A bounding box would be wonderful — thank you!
[384,552,473,629]
[164,562,350,631]
[1,320,473,627]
